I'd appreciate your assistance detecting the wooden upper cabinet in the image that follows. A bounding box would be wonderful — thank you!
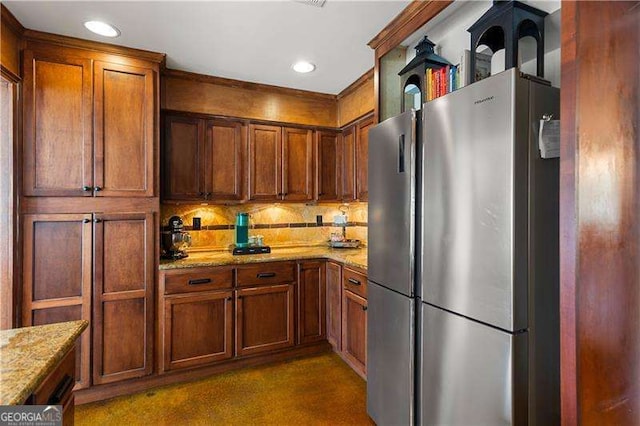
[341,125,356,201]
[94,61,155,197]
[205,120,245,201]
[92,212,154,385]
[248,124,281,201]
[282,127,314,201]
[163,115,204,200]
[317,131,342,202]
[22,45,158,199]
[22,50,93,197]
[356,115,374,201]
[22,214,92,389]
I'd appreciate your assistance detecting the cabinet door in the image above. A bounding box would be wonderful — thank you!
[93,212,154,385]
[326,261,342,351]
[163,115,205,200]
[298,261,326,344]
[248,124,281,201]
[282,127,314,201]
[317,131,342,201]
[94,62,155,197]
[205,120,245,201]
[342,290,367,377]
[236,284,295,356]
[162,291,234,372]
[22,50,93,197]
[22,214,92,389]
[356,115,374,201]
[341,125,356,201]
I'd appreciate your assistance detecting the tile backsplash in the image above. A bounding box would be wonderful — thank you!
[162,202,368,250]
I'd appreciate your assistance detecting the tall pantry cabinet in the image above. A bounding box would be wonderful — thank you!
[20,39,162,390]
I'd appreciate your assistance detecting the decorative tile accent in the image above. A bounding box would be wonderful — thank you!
[162,202,368,250]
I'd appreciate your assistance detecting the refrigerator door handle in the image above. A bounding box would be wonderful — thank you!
[398,134,405,173]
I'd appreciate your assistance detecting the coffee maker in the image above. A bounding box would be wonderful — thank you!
[162,216,192,259]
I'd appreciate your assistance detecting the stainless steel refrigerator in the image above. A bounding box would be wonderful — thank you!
[367,68,560,425]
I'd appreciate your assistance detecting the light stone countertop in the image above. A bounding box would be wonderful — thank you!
[0,320,88,405]
[160,246,367,271]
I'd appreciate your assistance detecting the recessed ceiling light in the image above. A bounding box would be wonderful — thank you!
[84,21,120,38]
[292,61,316,73]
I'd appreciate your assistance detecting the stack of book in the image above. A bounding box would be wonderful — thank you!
[424,50,493,102]
[425,66,459,101]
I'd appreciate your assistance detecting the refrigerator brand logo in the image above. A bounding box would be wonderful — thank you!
[474,95,494,105]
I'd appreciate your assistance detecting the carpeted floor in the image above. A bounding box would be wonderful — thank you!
[76,352,374,426]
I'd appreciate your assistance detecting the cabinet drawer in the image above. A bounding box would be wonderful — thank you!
[164,267,234,294]
[343,268,367,298]
[31,346,75,405]
[236,262,295,287]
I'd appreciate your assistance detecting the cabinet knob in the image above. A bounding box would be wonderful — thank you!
[226,296,233,301]
[198,192,204,196]
[362,305,368,311]
[82,218,91,223]
[82,186,92,192]
[318,192,325,196]
[237,295,243,299]
[206,192,212,197]
[94,186,102,192]
[94,218,102,223]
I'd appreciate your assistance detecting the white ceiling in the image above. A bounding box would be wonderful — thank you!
[5,1,410,94]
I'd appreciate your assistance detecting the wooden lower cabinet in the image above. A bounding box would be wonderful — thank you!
[298,261,326,344]
[326,262,342,351]
[162,291,234,371]
[92,213,155,385]
[341,289,368,378]
[22,214,93,390]
[27,346,77,425]
[236,283,295,357]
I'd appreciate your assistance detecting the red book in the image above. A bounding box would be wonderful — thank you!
[435,70,440,98]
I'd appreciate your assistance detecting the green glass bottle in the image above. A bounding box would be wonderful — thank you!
[235,213,249,247]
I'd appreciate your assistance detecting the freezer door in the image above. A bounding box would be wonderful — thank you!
[367,283,414,425]
[421,69,529,331]
[420,303,528,426]
[368,110,416,297]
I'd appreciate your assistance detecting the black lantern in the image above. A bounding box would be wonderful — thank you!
[467,0,547,83]
[398,36,451,112]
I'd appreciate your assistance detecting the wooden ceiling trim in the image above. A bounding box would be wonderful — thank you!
[162,68,337,101]
[368,0,453,58]
[22,29,166,63]
[337,68,373,100]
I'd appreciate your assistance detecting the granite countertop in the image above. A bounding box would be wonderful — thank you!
[0,320,88,405]
[160,246,367,271]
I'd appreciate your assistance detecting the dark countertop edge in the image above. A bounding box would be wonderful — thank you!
[5,320,88,405]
